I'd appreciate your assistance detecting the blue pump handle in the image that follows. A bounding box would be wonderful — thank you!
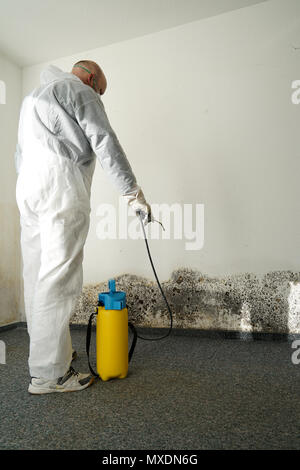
[109,279,116,293]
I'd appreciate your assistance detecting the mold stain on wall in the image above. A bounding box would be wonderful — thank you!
[71,268,300,334]
[0,203,21,325]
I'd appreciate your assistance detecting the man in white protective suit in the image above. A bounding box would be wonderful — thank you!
[15,61,152,394]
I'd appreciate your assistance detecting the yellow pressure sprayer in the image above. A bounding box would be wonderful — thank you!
[86,212,173,381]
[86,279,137,381]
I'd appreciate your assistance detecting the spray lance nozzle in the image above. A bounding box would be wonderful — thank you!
[136,209,165,231]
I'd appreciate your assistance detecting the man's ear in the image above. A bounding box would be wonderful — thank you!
[91,74,98,92]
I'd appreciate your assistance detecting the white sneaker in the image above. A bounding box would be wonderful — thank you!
[28,367,94,395]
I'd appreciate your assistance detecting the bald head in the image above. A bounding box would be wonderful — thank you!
[72,60,107,95]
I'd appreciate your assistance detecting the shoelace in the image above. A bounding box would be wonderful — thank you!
[68,366,79,377]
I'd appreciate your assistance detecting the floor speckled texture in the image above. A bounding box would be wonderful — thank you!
[0,326,299,450]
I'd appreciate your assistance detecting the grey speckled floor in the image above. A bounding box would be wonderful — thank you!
[0,326,299,450]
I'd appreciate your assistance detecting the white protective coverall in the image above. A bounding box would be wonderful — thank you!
[15,65,150,380]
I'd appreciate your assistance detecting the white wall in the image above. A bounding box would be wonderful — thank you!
[0,52,22,325]
[22,0,300,288]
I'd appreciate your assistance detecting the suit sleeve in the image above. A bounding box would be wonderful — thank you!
[75,96,138,195]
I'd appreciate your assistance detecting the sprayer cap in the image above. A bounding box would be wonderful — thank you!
[98,279,126,310]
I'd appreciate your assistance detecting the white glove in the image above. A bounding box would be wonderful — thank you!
[123,185,153,225]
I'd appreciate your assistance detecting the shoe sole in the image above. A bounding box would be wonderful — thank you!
[28,376,94,395]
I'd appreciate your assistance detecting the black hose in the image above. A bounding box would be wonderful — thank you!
[136,211,173,341]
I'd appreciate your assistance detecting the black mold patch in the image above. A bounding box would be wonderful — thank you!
[71,269,300,334]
